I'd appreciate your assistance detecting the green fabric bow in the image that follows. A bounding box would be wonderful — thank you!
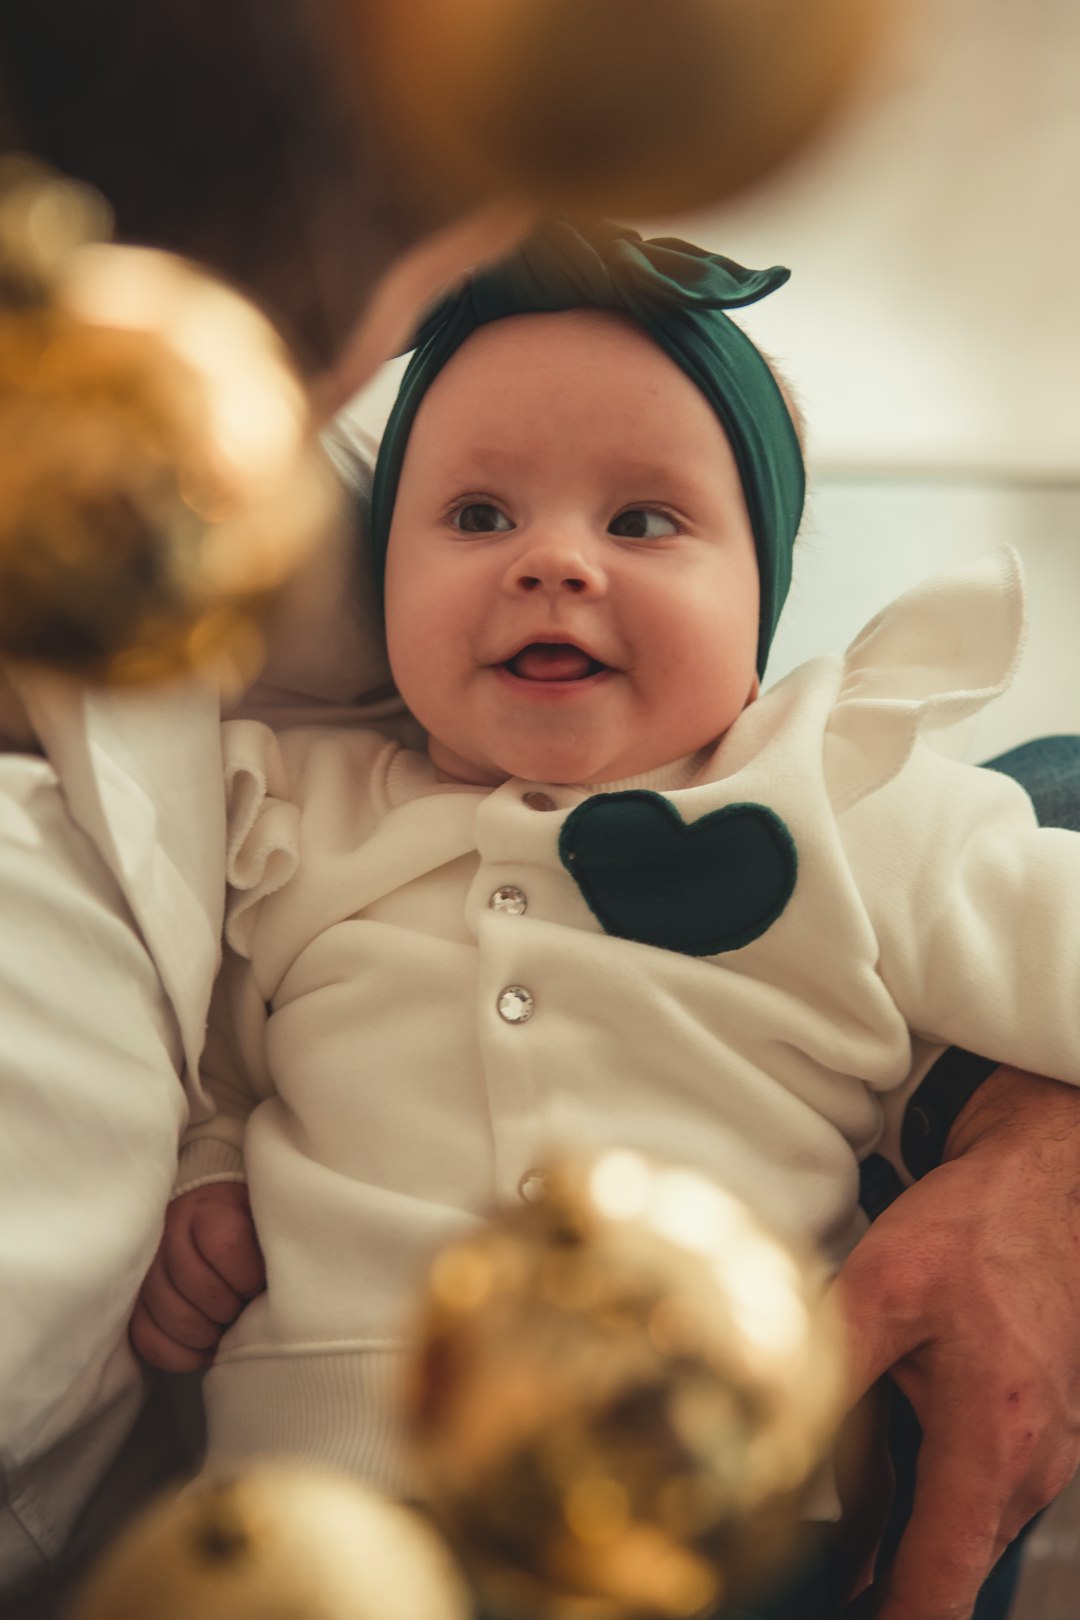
[369,218,805,675]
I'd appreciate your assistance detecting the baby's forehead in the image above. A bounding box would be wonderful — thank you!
[400,308,747,505]
[451,305,656,365]
[414,307,707,428]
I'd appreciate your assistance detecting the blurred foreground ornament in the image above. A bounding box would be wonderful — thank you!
[0,158,336,687]
[351,0,899,218]
[407,1152,848,1620]
[67,1464,470,1620]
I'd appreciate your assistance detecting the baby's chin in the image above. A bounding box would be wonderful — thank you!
[427,733,726,789]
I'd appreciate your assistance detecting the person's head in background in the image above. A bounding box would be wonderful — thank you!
[0,0,886,414]
[371,221,805,787]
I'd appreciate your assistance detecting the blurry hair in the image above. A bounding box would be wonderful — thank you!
[0,0,449,371]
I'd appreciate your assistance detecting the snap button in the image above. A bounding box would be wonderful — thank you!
[518,1169,548,1204]
[523,790,557,812]
[908,1104,934,1141]
[497,985,534,1023]
[490,885,527,916]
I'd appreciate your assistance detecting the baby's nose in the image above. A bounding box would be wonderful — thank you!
[515,567,589,594]
[510,532,605,596]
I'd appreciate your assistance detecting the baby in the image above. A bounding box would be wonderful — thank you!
[134,221,1080,1500]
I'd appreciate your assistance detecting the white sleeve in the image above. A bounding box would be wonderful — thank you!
[0,755,186,1571]
[844,741,1080,1089]
[177,719,301,1189]
[177,946,271,1191]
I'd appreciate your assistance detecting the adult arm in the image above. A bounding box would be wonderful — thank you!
[838,1063,1080,1619]
[0,754,186,1587]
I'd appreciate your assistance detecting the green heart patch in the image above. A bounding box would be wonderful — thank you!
[558,791,797,957]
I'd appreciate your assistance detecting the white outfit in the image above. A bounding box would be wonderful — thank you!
[0,425,386,1600]
[183,546,1080,1495]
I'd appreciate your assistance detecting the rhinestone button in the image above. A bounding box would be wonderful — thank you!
[497,985,534,1023]
[518,1168,548,1204]
[522,790,557,812]
[490,885,527,916]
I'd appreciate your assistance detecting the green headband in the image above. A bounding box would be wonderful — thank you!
[369,219,805,676]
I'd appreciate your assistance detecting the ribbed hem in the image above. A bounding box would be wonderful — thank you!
[202,1344,418,1498]
[391,746,716,802]
[175,1134,246,1195]
[587,745,715,793]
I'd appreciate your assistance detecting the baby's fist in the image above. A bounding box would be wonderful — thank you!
[131,1181,266,1373]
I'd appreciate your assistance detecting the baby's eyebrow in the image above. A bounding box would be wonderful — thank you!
[441,444,537,477]
[439,447,706,490]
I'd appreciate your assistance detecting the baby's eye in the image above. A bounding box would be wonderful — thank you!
[451,502,513,534]
[608,508,679,539]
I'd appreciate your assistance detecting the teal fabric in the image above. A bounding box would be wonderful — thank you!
[369,219,805,676]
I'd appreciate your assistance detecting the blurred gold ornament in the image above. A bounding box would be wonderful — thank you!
[406,1152,848,1620]
[350,0,898,218]
[67,1464,471,1620]
[0,158,336,686]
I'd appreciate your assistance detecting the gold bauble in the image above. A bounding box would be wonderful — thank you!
[406,1153,848,1620]
[349,0,898,218]
[0,161,336,686]
[67,1464,471,1620]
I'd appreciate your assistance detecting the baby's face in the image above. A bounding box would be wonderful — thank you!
[384,309,760,786]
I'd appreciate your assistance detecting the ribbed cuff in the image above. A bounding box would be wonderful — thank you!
[175,1134,246,1196]
[203,1345,416,1499]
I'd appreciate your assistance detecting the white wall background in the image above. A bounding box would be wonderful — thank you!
[345,0,1080,761]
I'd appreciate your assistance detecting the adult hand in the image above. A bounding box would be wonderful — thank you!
[834,1065,1080,1620]
[130,1181,265,1374]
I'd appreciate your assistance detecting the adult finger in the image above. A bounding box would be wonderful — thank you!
[130,1298,214,1374]
[871,1431,1006,1620]
[162,1219,246,1324]
[138,1261,223,1352]
[191,1198,266,1298]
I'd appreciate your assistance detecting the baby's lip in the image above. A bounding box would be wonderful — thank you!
[495,632,610,667]
[493,635,612,683]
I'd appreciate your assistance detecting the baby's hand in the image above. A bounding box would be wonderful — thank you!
[130,1182,266,1372]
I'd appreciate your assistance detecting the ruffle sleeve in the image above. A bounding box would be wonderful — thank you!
[221,718,301,958]
[823,546,1027,813]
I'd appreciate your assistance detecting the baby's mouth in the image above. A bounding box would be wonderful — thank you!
[504,643,607,682]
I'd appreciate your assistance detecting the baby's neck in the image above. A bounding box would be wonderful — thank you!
[430,742,721,793]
